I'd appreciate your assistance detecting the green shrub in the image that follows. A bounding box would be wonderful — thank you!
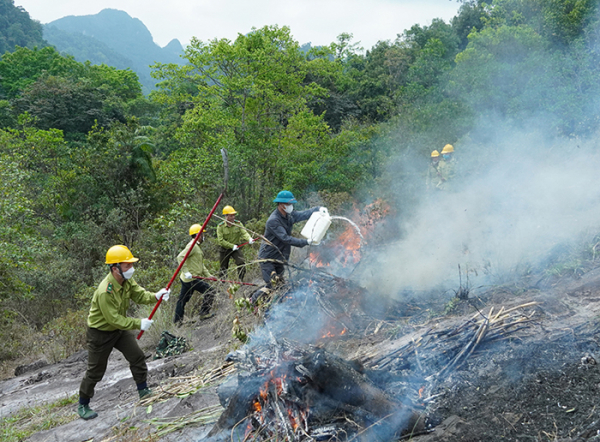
[41,309,87,363]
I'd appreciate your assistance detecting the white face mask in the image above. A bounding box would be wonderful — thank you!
[284,204,294,214]
[122,267,135,280]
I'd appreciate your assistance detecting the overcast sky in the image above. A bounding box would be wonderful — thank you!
[16,0,461,50]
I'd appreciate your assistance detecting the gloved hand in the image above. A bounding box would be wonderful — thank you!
[155,288,170,301]
[232,244,239,251]
[184,272,192,280]
[248,238,255,244]
[307,238,318,246]
[140,318,153,331]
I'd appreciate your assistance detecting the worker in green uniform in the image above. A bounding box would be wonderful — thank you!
[174,224,216,324]
[78,245,171,420]
[437,144,456,190]
[216,205,254,281]
[426,150,442,190]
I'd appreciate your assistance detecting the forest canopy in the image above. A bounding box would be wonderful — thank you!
[1,0,599,363]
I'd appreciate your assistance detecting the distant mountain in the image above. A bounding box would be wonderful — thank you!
[43,25,133,70]
[0,0,47,54]
[43,9,184,93]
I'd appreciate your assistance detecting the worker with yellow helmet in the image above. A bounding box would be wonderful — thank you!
[216,205,253,281]
[437,144,456,190]
[426,150,443,190]
[174,224,215,324]
[78,245,170,420]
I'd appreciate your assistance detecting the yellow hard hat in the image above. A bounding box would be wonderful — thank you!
[189,224,205,236]
[106,245,139,264]
[431,150,440,158]
[441,144,454,154]
[222,205,237,215]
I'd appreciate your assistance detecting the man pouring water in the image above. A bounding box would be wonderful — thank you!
[252,190,322,302]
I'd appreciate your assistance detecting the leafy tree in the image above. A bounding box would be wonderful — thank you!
[452,0,490,49]
[0,46,142,135]
[0,0,47,54]
[479,0,597,45]
[154,25,332,217]
[0,45,142,101]
[0,151,34,299]
[403,18,461,59]
[66,120,162,230]
[0,46,82,99]
[450,25,548,116]
[0,124,91,329]
[304,36,361,132]
[84,63,142,102]
[450,23,600,135]
[540,0,597,44]
[12,75,126,135]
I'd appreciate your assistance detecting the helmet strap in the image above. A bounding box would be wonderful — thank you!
[110,263,125,281]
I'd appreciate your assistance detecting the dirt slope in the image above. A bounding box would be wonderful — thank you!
[2,266,600,441]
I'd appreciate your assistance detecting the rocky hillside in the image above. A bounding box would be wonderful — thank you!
[44,9,184,93]
[3,241,600,441]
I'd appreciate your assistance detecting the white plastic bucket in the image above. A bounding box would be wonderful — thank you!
[301,207,332,245]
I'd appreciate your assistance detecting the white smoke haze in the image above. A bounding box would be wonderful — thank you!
[245,284,330,349]
[359,128,600,297]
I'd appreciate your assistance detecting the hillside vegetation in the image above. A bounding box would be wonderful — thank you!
[0,0,599,380]
[0,0,46,53]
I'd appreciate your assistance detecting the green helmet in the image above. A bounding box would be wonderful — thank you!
[273,190,297,203]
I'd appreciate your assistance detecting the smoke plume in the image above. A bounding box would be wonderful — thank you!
[360,128,600,296]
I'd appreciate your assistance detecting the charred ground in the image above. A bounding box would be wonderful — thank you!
[3,257,600,441]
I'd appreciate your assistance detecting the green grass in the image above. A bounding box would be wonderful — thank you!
[545,258,585,279]
[0,394,78,442]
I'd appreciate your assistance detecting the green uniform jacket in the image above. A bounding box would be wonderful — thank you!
[437,158,456,190]
[178,239,212,283]
[426,163,442,189]
[216,220,251,249]
[87,273,156,331]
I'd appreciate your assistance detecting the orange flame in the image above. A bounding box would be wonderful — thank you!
[320,326,348,339]
[308,198,391,269]
[309,251,330,268]
[288,409,298,431]
[259,385,268,400]
[244,420,254,438]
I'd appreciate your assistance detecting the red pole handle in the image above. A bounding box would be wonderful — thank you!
[137,192,224,339]
[235,238,256,249]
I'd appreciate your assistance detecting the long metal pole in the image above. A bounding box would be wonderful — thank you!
[137,193,224,339]
[193,275,258,287]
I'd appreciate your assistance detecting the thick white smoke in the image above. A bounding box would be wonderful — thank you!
[359,129,600,296]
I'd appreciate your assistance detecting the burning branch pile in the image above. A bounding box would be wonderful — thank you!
[211,342,424,441]
[204,272,430,441]
[202,203,541,441]
[202,269,539,441]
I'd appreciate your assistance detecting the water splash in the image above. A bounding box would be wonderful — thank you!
[330,216,364,244]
